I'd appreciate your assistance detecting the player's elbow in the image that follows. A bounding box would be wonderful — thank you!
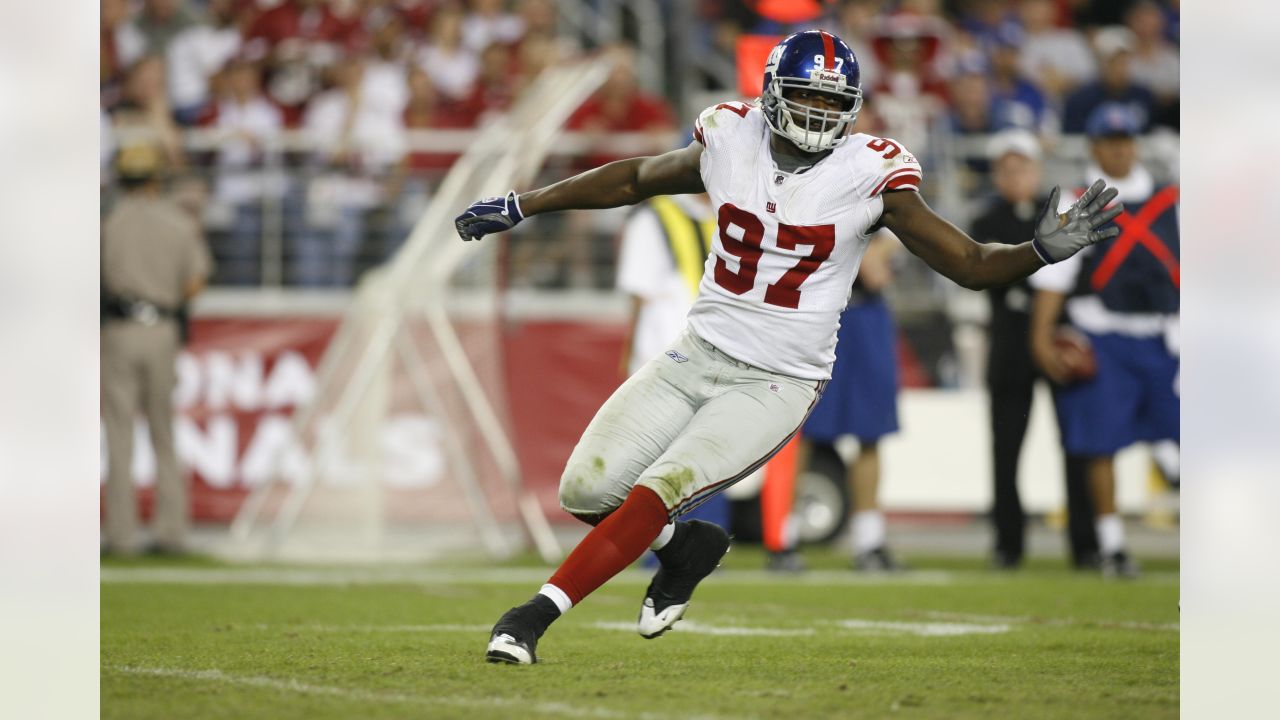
[951,276,985,292]
[952,245,996,290]
[954,270,996,291]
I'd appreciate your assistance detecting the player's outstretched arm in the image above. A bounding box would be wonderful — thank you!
[454,142,705,241]
[879,179,1122,290]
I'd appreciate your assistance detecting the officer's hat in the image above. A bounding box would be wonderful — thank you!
[115,143,163,183]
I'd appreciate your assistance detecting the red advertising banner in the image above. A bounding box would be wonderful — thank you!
[102,316,630,524]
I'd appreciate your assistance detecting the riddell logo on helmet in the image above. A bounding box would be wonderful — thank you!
[809,69,845,85]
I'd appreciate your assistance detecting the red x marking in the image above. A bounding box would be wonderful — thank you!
[1089,185,1180,291]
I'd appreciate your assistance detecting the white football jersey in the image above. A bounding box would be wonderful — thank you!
[686,102,922,380]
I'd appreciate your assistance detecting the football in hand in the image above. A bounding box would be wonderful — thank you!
[1052,327,1097,382]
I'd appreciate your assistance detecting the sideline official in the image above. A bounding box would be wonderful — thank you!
[102,145,212,555]
[1030,104,1179,578]
[971,130,1098,570]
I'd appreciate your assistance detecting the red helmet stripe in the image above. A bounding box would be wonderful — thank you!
[819,31,835,70]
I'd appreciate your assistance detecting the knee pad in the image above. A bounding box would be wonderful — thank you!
[558,456,619,518]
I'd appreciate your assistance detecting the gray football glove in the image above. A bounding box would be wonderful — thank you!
[1031,179,1124,264]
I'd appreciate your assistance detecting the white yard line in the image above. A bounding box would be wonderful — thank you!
[105,665,737,720]
[251,623,493,633]
[832,619,1011,637]
[100,566,956,587]
[917,610,1179,632]
[591,621,817,637]
[246,619,1004,638]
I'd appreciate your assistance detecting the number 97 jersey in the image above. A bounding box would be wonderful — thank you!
[686,101,922,380]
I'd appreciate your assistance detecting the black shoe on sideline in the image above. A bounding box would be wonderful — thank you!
[1100,550,1141,579]
[766,549,807,573]
[854,546,907,572]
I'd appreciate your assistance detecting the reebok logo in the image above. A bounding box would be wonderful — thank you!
[666,350,690,363]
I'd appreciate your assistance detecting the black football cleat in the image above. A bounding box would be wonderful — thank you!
[765,549,807,573]
[1100,550,1141,579]
[485,595,559,665]
[854,546,908,573]
[638,520,731,639]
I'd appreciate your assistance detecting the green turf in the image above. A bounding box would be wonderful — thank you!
[101,548,1178,719]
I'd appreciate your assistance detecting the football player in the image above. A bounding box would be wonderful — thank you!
[456,30,1122,664]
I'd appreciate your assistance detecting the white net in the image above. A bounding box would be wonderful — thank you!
[223,62,611,563]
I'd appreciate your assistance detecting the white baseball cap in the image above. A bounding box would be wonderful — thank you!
[1094,26,1137,60]
[987,129,1042,162]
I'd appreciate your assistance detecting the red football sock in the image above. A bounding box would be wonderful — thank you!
[547,485,669,605]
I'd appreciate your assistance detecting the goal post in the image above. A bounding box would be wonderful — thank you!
[225,61,612,563]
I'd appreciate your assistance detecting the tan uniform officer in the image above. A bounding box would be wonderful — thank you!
[101,145,212,555]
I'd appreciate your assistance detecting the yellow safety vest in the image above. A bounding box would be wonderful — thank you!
[648,196,716,298]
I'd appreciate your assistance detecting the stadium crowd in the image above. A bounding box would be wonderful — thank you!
[100,0,1180,287]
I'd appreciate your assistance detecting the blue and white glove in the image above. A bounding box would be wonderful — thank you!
[1032,179,1124,264]
[455,190,524,241]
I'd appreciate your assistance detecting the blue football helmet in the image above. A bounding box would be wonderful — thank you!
[761,30,863,153]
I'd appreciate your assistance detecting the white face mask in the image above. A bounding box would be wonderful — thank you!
[765,78,863,153]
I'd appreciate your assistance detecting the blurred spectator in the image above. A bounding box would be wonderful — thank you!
[298,57,406,286]
[834,0,883,88]
[514,32,562,87]
[1070,0,1136,28]
[970,129,1098,570]
[566,45,675,169]
[136,0,201,56]
[957,0,1017,51]
[393,66,468,242]
[246,0,364,50]
[987,25,1057,137]
[551,45,676,288]
[205,57,285,285]
[245,0,366,126]
[395,67,472,200]
[385,0,436,42]
[417,4,480,102]
[868,13,948,155]
[363,13,412,120]
[1015,0,1096,102]
[462,0,525,53]
[456,43,518,125]
[947,60,995,136]
[101,110,117,189]
[166,0,245,125]
[515,0,581,61]
[1125,0,1179,103]
[111,55,187,172]
[897,0,944,18]
[1163,0,1179,44]
[102,0,148,109]
[1061,27,1155,134]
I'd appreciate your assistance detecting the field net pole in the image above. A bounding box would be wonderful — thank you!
[395,330,512,558]
[227,60,612,562]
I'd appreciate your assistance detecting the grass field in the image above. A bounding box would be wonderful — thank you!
[101,547,1178,719]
